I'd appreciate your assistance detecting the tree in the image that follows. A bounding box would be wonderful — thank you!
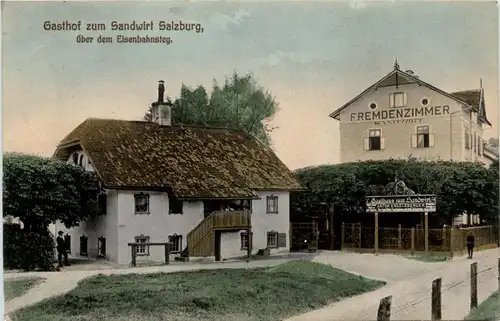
[144,72,279,146]
[3,153,104,232]
[291,159,498,225]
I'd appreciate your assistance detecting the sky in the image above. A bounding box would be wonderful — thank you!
[2,1,498,170]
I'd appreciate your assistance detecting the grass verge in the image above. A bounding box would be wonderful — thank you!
[5,277,45,301]
[465,290,500,320]
[11,260,385,321]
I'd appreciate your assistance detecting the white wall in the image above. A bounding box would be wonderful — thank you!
[51,150,115,262]
[51,189,118,261]
[220,191,290,260]
[220,231,247,259]
[116,190,204,265]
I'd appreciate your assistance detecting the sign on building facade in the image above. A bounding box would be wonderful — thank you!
[349,105,450,123]
[365,177,437,213]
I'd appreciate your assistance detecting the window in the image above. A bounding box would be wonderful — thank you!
[412,126,434,149]
[72,153,78,165]
[135,235,150,255]
[79,155,84,167]
[241,231,252,250]
[169,197,183,214]
[267,231,278,248]
[98,193,107,215]
[465,131,471,149]
[478,137,483,155]
[417,126,430,148]
[369,102,378,110]
[134,193,149,214]
[97,236,106,257]
[266,195,278,214]
[389,92,407,108]
[168,234,182,253]
[80,235,88,256]
[473,134,477,152]
[365,129,383,151]
[421,98,429,107]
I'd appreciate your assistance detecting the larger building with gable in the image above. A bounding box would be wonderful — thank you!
[329,61,498,167]
[51,81,302,265]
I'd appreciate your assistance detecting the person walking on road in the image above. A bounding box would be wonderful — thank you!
[56,231,69,267]
[466,232,475,259]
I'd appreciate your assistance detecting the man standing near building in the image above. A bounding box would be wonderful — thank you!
[466,232,475,259]
[56,231,69,267]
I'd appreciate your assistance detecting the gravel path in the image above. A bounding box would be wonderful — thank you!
[286,248,500,321]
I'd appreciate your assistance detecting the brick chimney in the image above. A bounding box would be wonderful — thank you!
[152,80,171,126]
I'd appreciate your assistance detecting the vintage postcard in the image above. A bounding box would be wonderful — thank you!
[2,1,499,321]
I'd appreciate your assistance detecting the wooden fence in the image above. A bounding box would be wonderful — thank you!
[342,224,497,256]
[376,258,500,321]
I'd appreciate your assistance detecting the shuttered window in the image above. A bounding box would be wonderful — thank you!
[277,233,287,248]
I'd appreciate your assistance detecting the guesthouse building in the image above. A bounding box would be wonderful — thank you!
[51,81,302,265]
[329,61,498,167]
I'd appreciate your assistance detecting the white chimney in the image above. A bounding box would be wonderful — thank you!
[405,69,419,79]
[152,80,172,126]
[158,103,172,126]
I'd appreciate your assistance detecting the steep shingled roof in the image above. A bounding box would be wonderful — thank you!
[54,118,303,199]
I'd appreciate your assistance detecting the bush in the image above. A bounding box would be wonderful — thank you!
[4,223,55,271]
[292,159,499,224]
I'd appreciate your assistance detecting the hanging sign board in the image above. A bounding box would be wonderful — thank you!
[365,194,437,213]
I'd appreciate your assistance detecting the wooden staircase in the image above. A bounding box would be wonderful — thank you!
[187,210,251,258]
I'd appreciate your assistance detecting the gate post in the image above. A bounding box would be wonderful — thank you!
[164,243,170,265]
[398,224,402,250]
[329,204,335,250]
[411,228,415,256]
[424,212,429,253]
[131,244,137,267]
[358,223,362,249]
[341,222,345,250]
[374,212,379,254]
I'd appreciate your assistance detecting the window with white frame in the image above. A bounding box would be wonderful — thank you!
[389,92,407,108]
[267,231,278,248]
[465,130,471,149]
[134,193,150,214]
[473,134,477,152]
[416,126,430,148]
[168,234,182,253]
[266,195,278,214]
[364,129,383,151]
[135,235,150,255]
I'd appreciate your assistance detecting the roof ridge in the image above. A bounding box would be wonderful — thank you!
[84,117,250,134]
